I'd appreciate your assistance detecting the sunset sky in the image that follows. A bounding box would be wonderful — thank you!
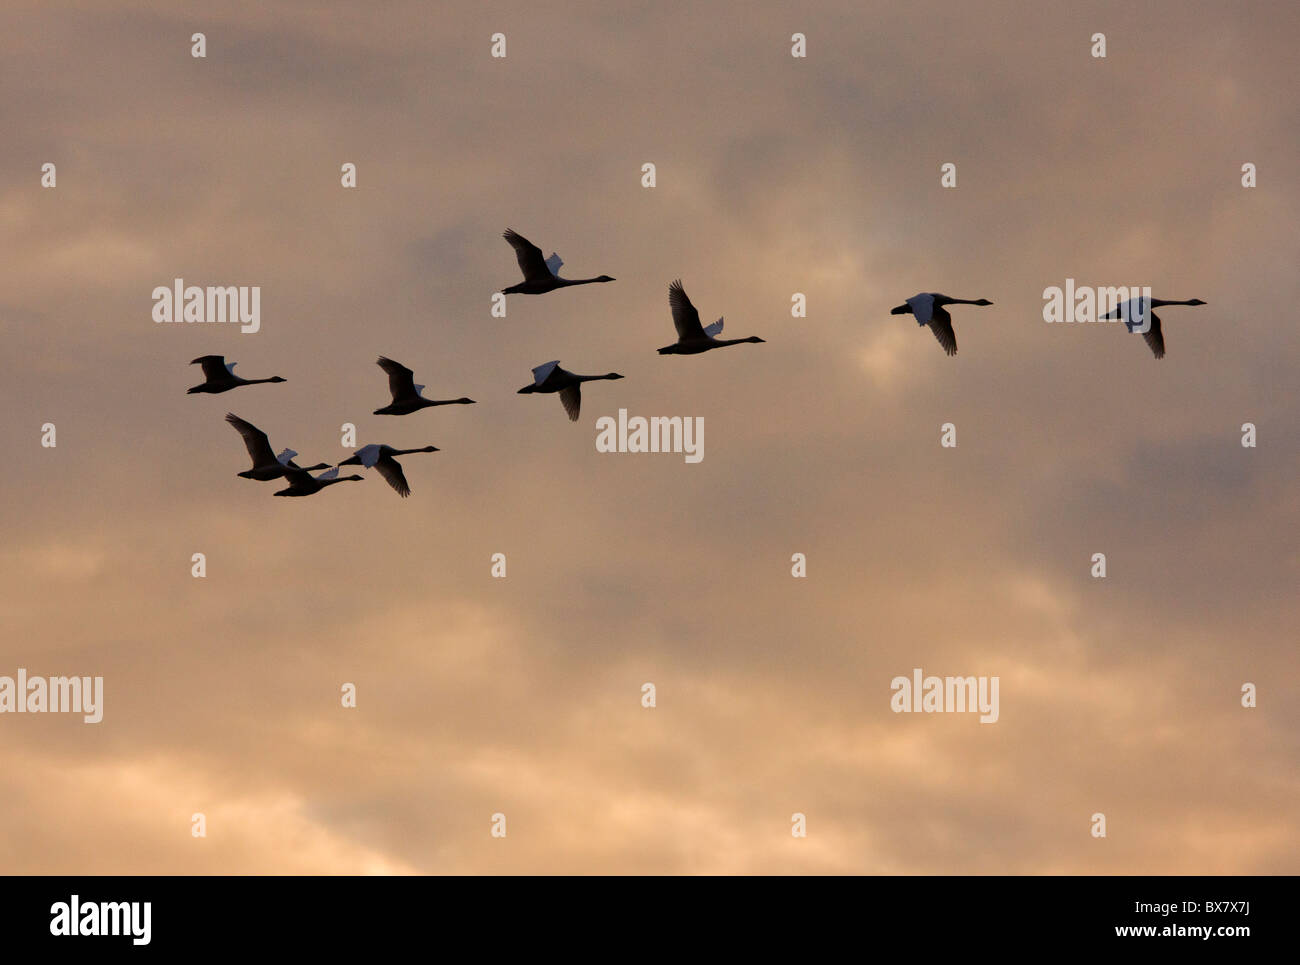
[1,0,1296,874]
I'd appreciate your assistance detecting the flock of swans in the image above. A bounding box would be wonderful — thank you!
[188,228,1206,497]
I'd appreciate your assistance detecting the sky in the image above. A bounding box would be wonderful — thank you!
[1,0,1296,874]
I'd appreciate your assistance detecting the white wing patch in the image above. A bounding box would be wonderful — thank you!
[413,383,426,397]
[276,448,297,465]
[532,360,560,384]
[226,361,237,373]
[545,253,563,277]
[355,444,382,468]
[316,467,340,481]
[703,317,724,337]
[906,293,935,325]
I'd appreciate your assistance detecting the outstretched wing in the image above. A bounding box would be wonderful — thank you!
[504,229,552,282]
[193,355,231,381]
[1142,312,1165,359]
[669,280,706,340]
[354,444,382,468]
[906,293,935,325]
[225,413,277,466]
[928,308,957,356]
[532,360,560,386]
[559,384,581,422]
[703,317,724,337]
[375,455,411,497]
[544,252,563,277]
[377,356,420,403]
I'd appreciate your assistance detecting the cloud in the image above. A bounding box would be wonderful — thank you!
[1,0,1295,873]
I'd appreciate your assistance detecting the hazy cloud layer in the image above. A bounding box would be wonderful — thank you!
[1,0,1296,873]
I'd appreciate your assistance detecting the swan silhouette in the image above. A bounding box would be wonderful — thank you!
[1100,296,1206,359]
[658,281,765,354]
[188,355,286,393]
[273,465,364,497]
[500,229,615,295]
[372,357,476,415]
[889,294,993,356]
[517,361,624,422]
[338,444,439,498]
[225,413,330,481]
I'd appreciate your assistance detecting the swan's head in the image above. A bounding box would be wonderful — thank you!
[419,446,440,452]
[747,336,766,343]
[269,376,287,383]
[974,299,993,306]
[338,454,361,467]
[605,373,625,380]
[1187,298,1207,306]
[890,304,912,315]
[517,384,537,394]
[595,275,615,283]
[456,397,476,404]
[343,474,364,482]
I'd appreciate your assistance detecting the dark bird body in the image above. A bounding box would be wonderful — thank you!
[338,444,439,498]
[372,356,475,415]
[188,355,286,393]
[517,361,623,422]
[1100,296,1206,359]
[500,229,614,295]
[658,281,764,354]
[889,293,993,356]
[225,413,329,481]
[273,466,364,497]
